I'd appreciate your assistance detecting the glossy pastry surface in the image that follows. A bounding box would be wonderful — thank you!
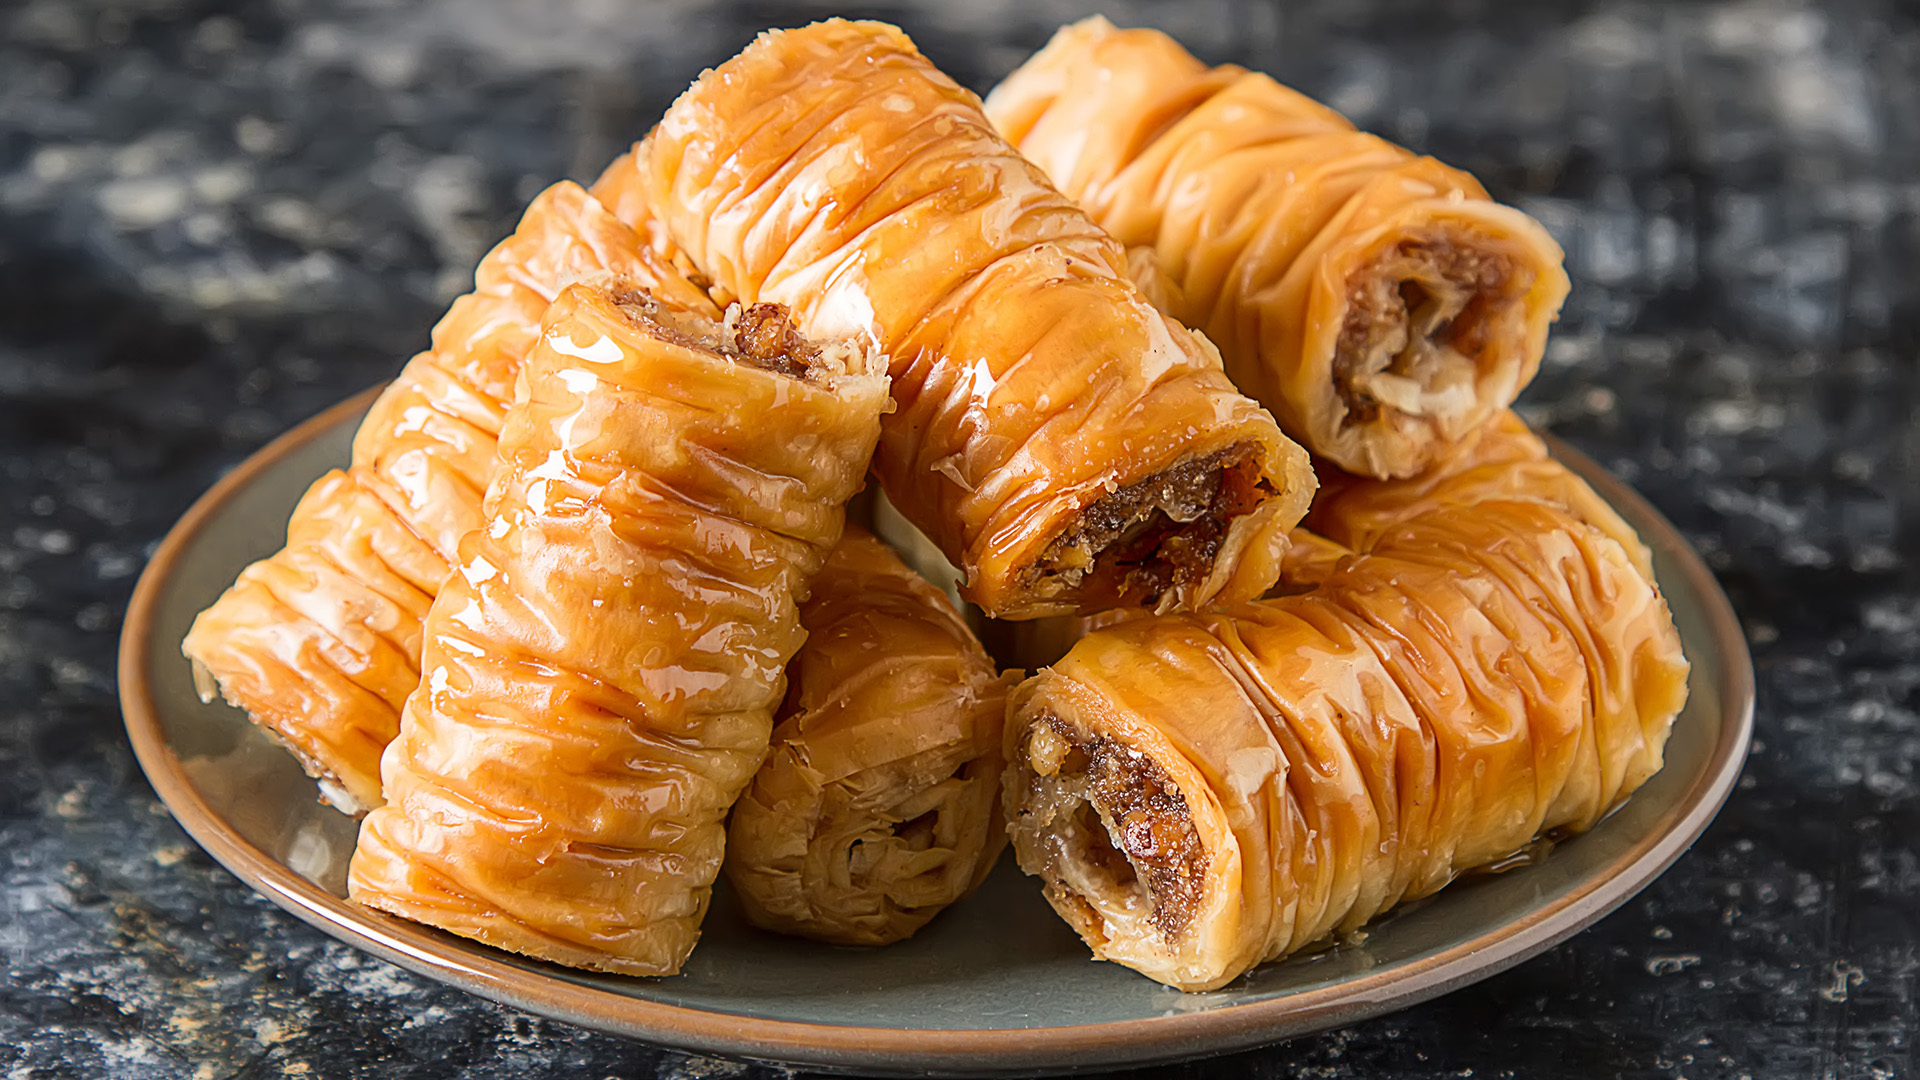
[182,175,718,813]
[1018,414,1650,666]
[631,19,1316,619]
[725,526,1016,946]
[986,17,1571,479]
[1004,496,1689,990]
[1301,410,1654,583]
[347,283,888,974]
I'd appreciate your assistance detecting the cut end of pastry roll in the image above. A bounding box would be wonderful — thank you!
[1023,438,1300,616]
[725,527,1014,947]
[604,285,885,386]
[1310,198,1572,477]
[1003,671,1250,991]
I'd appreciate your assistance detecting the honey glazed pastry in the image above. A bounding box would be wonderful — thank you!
[183,176,718,814]
[347,282,888,974]
[625,19,1318,620]
[726,526,1017,946]
[1003,494,1688,990]
[987,18,1571,479]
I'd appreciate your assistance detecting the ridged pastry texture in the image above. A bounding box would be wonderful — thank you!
[1300,410,1654,582]
[347,283,888,975]
[1003,496,1689,990]
[182,175,718,814]
[725,526,1017,946]
[631,19,1316,620]
[986,18,1571,479]
[1011,414,1648,669]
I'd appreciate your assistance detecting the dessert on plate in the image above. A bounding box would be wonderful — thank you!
[632,19,1317,619]
[346,282,888,974]
[726,526,1016,946]
[176,16,1689,991]
[987,17,1571,480]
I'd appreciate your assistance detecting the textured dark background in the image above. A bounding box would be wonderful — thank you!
[2,0,1917,1076]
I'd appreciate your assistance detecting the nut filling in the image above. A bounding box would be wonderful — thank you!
[1332,234,1533,429]
[1028,444,1270,606]
[1022,714,1209,942]
[614,288,824,380]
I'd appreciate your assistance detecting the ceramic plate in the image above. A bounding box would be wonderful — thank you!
[120,388,1754,1075]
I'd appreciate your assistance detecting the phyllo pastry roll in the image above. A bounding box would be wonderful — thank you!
[182,178,718,813]
[632,19,1315,620]
[1003,498,1689,991]
[1012,414,1620,665]
[347,282,889,975]
[725,526,1018,946]
[1303,410,1653,581]
[986,18,1571,479]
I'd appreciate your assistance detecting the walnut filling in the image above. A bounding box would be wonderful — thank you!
[1020,714,1208,943]
[612,287,824,380]
[1332,233,1533,429]
[727,302,823,378]
[1028,444,1270,607]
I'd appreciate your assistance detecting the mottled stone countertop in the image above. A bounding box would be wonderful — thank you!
[2,0,1915,1077]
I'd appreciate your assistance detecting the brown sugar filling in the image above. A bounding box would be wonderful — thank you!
[1332,233,1533,429]
[1021,714,1208,941]
[613,287,822,380]
[1028,443,1270,608]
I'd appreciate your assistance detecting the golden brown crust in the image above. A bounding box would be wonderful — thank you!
[1303,410,1654,582]
[346,282,888,975]
[985,17,1570,479]
[629,19,1315,620]
[1004,494,1689,990]
[724,527,1015,946]
[182,177,718,813]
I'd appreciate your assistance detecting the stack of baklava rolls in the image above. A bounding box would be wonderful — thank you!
[181,16,1689,987]
[987,17,1687,989]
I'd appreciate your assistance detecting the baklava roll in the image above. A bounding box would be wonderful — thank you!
[347,283,888,975]
[725,527,1017,946]
[631,19,1316,620]
[986,18,1571,479]
[1010,415,1621,665]
[1303,411,1653,582]
[183,178,718,813]
[1004,498,1689,991]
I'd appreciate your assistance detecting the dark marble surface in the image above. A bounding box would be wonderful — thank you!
[2,0,1916,1076]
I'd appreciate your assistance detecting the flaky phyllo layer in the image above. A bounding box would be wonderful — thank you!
[1004,492,1688,991]
[1298,410,1656,585]
[345,282,887,975]
[726,527,1017,947]
[617,19,1315,619]
[987,17,1571,479]
[182,166,717,814]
